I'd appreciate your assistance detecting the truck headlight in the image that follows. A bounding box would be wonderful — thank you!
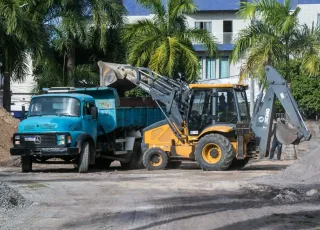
[57,135,65,145]
[14,135,20,145]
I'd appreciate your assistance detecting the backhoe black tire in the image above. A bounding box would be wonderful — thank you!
[78,142,90,173]
[21,156,32,173]
[166,161,182,169]
[95,158,113,169]
[195,134,234,171]
[143,148,168,170]
[121,141,144,170]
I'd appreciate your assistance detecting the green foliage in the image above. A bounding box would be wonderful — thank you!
[123,0,217,82]
[124,88,149,98]
[31,0,126,90]
[282,60,320,118]
[232,0,320,82]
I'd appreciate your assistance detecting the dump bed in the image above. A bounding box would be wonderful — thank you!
[117,99,164,128]
[54,87,164,133]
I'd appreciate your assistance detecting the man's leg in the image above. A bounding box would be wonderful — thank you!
[277,141,283,160]
[269,138,277,159]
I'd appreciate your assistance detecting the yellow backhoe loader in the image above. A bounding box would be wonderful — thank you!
[98,62,311,171]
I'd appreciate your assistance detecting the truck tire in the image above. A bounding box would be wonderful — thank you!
[21,156,32,173]
[78,142,90,173]
[143,147,168,170]
[95,158,113,169]
[166,161,182,169]
[195,134,234,171]
[121,141,143,170]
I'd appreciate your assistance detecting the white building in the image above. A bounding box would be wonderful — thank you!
[123,0,320,104]
[0,55,35,117]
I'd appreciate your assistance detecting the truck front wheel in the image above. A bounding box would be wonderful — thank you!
[78,142,90,173]
[21,156,32,173]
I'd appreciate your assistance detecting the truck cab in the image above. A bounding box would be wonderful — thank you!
[11,93,99,172]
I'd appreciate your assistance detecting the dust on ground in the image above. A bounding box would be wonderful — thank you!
[1,159,320,230]
[0,108,20,166]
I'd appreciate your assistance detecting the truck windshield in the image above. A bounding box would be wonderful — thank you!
[29,97,81,117]
[235,90,249,122]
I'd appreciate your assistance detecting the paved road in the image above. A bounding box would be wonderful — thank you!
[1,161,320,230]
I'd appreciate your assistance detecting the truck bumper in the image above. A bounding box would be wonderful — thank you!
[10,147,79,157]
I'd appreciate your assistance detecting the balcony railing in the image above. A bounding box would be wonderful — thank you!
[211,32,234,44]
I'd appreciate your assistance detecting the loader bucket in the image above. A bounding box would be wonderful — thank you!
[97,61,137,93]
[276,119,300,145]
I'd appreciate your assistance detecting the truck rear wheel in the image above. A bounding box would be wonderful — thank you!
[195,134,234,171]
[121,141,143,170]
[21,156,32,173]
[143,148,168,170]
[78,142,90,173]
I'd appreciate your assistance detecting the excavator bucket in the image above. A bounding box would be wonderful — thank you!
[98,61,137,93]
[276,119,300,145]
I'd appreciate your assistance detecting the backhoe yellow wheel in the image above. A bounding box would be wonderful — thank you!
[201,143,222,164]
[143,148,168,170]
[195,134,234,171]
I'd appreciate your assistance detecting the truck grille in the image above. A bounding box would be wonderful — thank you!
[20,134,57,148]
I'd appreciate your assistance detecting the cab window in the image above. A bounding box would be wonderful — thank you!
[83,102,95,116]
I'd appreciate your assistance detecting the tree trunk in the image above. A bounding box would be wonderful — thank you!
[66,45,75,86]
[3,49,11,112]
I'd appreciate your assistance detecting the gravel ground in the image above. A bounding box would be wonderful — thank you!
[1,160,320,230]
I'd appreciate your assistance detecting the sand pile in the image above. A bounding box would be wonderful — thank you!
[277,146,320,183]
[0,108,20,165]
[257,138,320,185]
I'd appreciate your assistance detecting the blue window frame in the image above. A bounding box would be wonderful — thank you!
[206,58,216,79]
[219,57,229,79]
[199,57,203,79]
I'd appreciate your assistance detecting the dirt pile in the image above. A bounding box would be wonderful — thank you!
[278,146,320,183]
[0,108,19,165]
[257,140,320,185]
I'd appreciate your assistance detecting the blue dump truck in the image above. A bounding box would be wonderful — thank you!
[10,87,164,172]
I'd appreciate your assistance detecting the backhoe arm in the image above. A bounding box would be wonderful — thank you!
[98,61,190,142]
[251,66,311,158]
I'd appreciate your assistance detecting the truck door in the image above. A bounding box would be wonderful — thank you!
[83,102,98,140]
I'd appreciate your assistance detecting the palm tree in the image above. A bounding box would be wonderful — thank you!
[43,0,125,86]
[231,0,320,81]
[123,0,217,82]
[0,1,43,111]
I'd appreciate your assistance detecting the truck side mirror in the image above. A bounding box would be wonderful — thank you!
[91,107,98,119]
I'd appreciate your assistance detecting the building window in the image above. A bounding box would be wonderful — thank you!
[195,21,212,33]
[223,21,233,44]
[199,57,203,79]
[318,14,320,26]
[219,57,229,78]
[206,58,216,79]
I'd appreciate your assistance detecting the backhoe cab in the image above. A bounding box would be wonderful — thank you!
[98,62,310,171]
[141,84,252,171]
